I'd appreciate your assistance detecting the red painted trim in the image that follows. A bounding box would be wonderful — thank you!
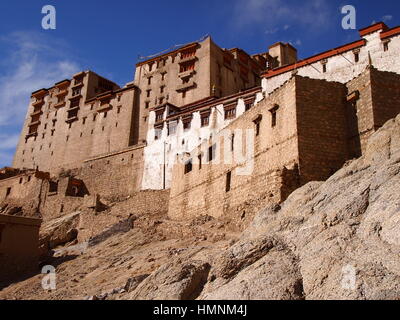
[359,22,388,37]
[380,26,400,40]
[262,39,366,78]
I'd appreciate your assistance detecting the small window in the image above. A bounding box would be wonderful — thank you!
[49,181,58,194]
[146,89,151,98]
[231,134,235,152]
[201,115,210,127]
[6,187,11,197]
[383,41,389,52]
[168,123,177,136]
[253,114,262,136]
[184,159,193,174]
[224,108,236,120]
[145,102,150,109]
[154,128,162,140]
[322,63,327,73]
[93,114,97,121]
[270,105,279,128]
[19,178,23,184]
[198,154,202,170]
[72,87,81,96]
[354,52,359,63]
[104,112,107,118]
[148,76,152,85]
[156,112,164,122]
[82,117,87,125]
[208,144,216,162]
[160,86,165,94]
[226,171,232,192]
[117,106,122,114]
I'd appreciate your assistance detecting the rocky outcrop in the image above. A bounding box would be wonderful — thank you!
[1,115,400,300]
[197,114,400,300]
[130,259,211,300]
[39,212,80,255]
[135,114,400,300]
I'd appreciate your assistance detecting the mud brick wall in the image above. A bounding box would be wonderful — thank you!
[0,215,41,283]
[169,77,301,221]
[370,67,400,129]
[295,76,348,183]
[74,145,145,202]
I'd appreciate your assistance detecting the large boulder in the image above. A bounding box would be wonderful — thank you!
[130,259,210,300]
[39,212,81,255]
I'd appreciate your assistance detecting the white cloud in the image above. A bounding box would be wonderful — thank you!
[0,32,80,126]
[0,31,80,167]
[382,15,393,22]
[233,0,332,31]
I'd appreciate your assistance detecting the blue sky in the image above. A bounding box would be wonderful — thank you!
[0,0,399,168]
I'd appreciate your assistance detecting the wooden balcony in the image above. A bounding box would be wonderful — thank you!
[176,81,196,92]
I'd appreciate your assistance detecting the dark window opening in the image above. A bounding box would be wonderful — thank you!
[231,134,235,152]
[208,144,216,162]
[201,115,210,127]
[270,106,279,128]
[224,108,236,120]
[198,154,202,170]
[184,159,193,174]
[253,115,262,136]
[354,52,359,63]
[383,41,389,52]
[49,181,58,194]
[226,171,232,192]
[6,187,11,197]
[322,63,327,73]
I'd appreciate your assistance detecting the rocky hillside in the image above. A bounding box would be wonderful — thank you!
[1,114,400,300]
